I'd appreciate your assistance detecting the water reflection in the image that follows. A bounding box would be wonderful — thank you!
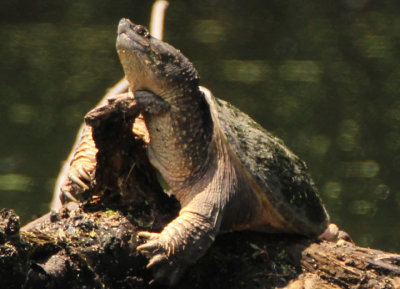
[0,174,33,192]
[8,104,35,125]
[193,20,225,44]
[279,60,320,83]
[352,199,376,216]
[344,160,380,178]
[221,60,268,84]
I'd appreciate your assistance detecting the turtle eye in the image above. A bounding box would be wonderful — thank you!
[134,25,150,38]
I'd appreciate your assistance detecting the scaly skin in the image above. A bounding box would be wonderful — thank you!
[60,125,97,201]
[65,18,330,286]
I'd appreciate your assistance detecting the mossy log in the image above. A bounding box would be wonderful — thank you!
[1,94,400,289]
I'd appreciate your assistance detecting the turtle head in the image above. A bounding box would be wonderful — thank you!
[116,18,199,98]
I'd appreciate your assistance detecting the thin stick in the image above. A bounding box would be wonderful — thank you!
[150,0,169,39]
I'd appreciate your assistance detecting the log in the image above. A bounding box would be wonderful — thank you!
[1,94,400,289]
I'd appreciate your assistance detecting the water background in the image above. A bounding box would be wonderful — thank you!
[1,0,399,252]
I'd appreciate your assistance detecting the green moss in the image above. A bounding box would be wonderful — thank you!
[105,209,117,215]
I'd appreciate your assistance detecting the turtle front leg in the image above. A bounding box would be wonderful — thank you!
[137,209,220,286]
[134,89,171,114]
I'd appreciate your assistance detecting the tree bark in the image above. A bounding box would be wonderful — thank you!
[1,94,400,289]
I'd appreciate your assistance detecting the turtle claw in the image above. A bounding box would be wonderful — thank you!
[137,230,182,286]
[137,231,154,240]
[68,162,94,191]
[147,253,168,269]
[60,160,95,204]
[69,174,90,191]
[78,167,91,182]
[137,231,164,255]
[61,189,78,203]
[136,213,217,286]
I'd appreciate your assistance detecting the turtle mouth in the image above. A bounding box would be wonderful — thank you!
[116,18,150,53]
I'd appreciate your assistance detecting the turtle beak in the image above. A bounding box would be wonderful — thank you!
[116,18,150,52]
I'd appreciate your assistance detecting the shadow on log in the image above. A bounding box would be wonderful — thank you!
[1,94,400,289]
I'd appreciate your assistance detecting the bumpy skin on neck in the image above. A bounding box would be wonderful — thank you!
[144,88,214,195]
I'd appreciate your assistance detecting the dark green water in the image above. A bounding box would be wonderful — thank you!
[1,0,399,252]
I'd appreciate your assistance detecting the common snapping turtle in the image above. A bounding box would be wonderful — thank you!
[65,18,329,286]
